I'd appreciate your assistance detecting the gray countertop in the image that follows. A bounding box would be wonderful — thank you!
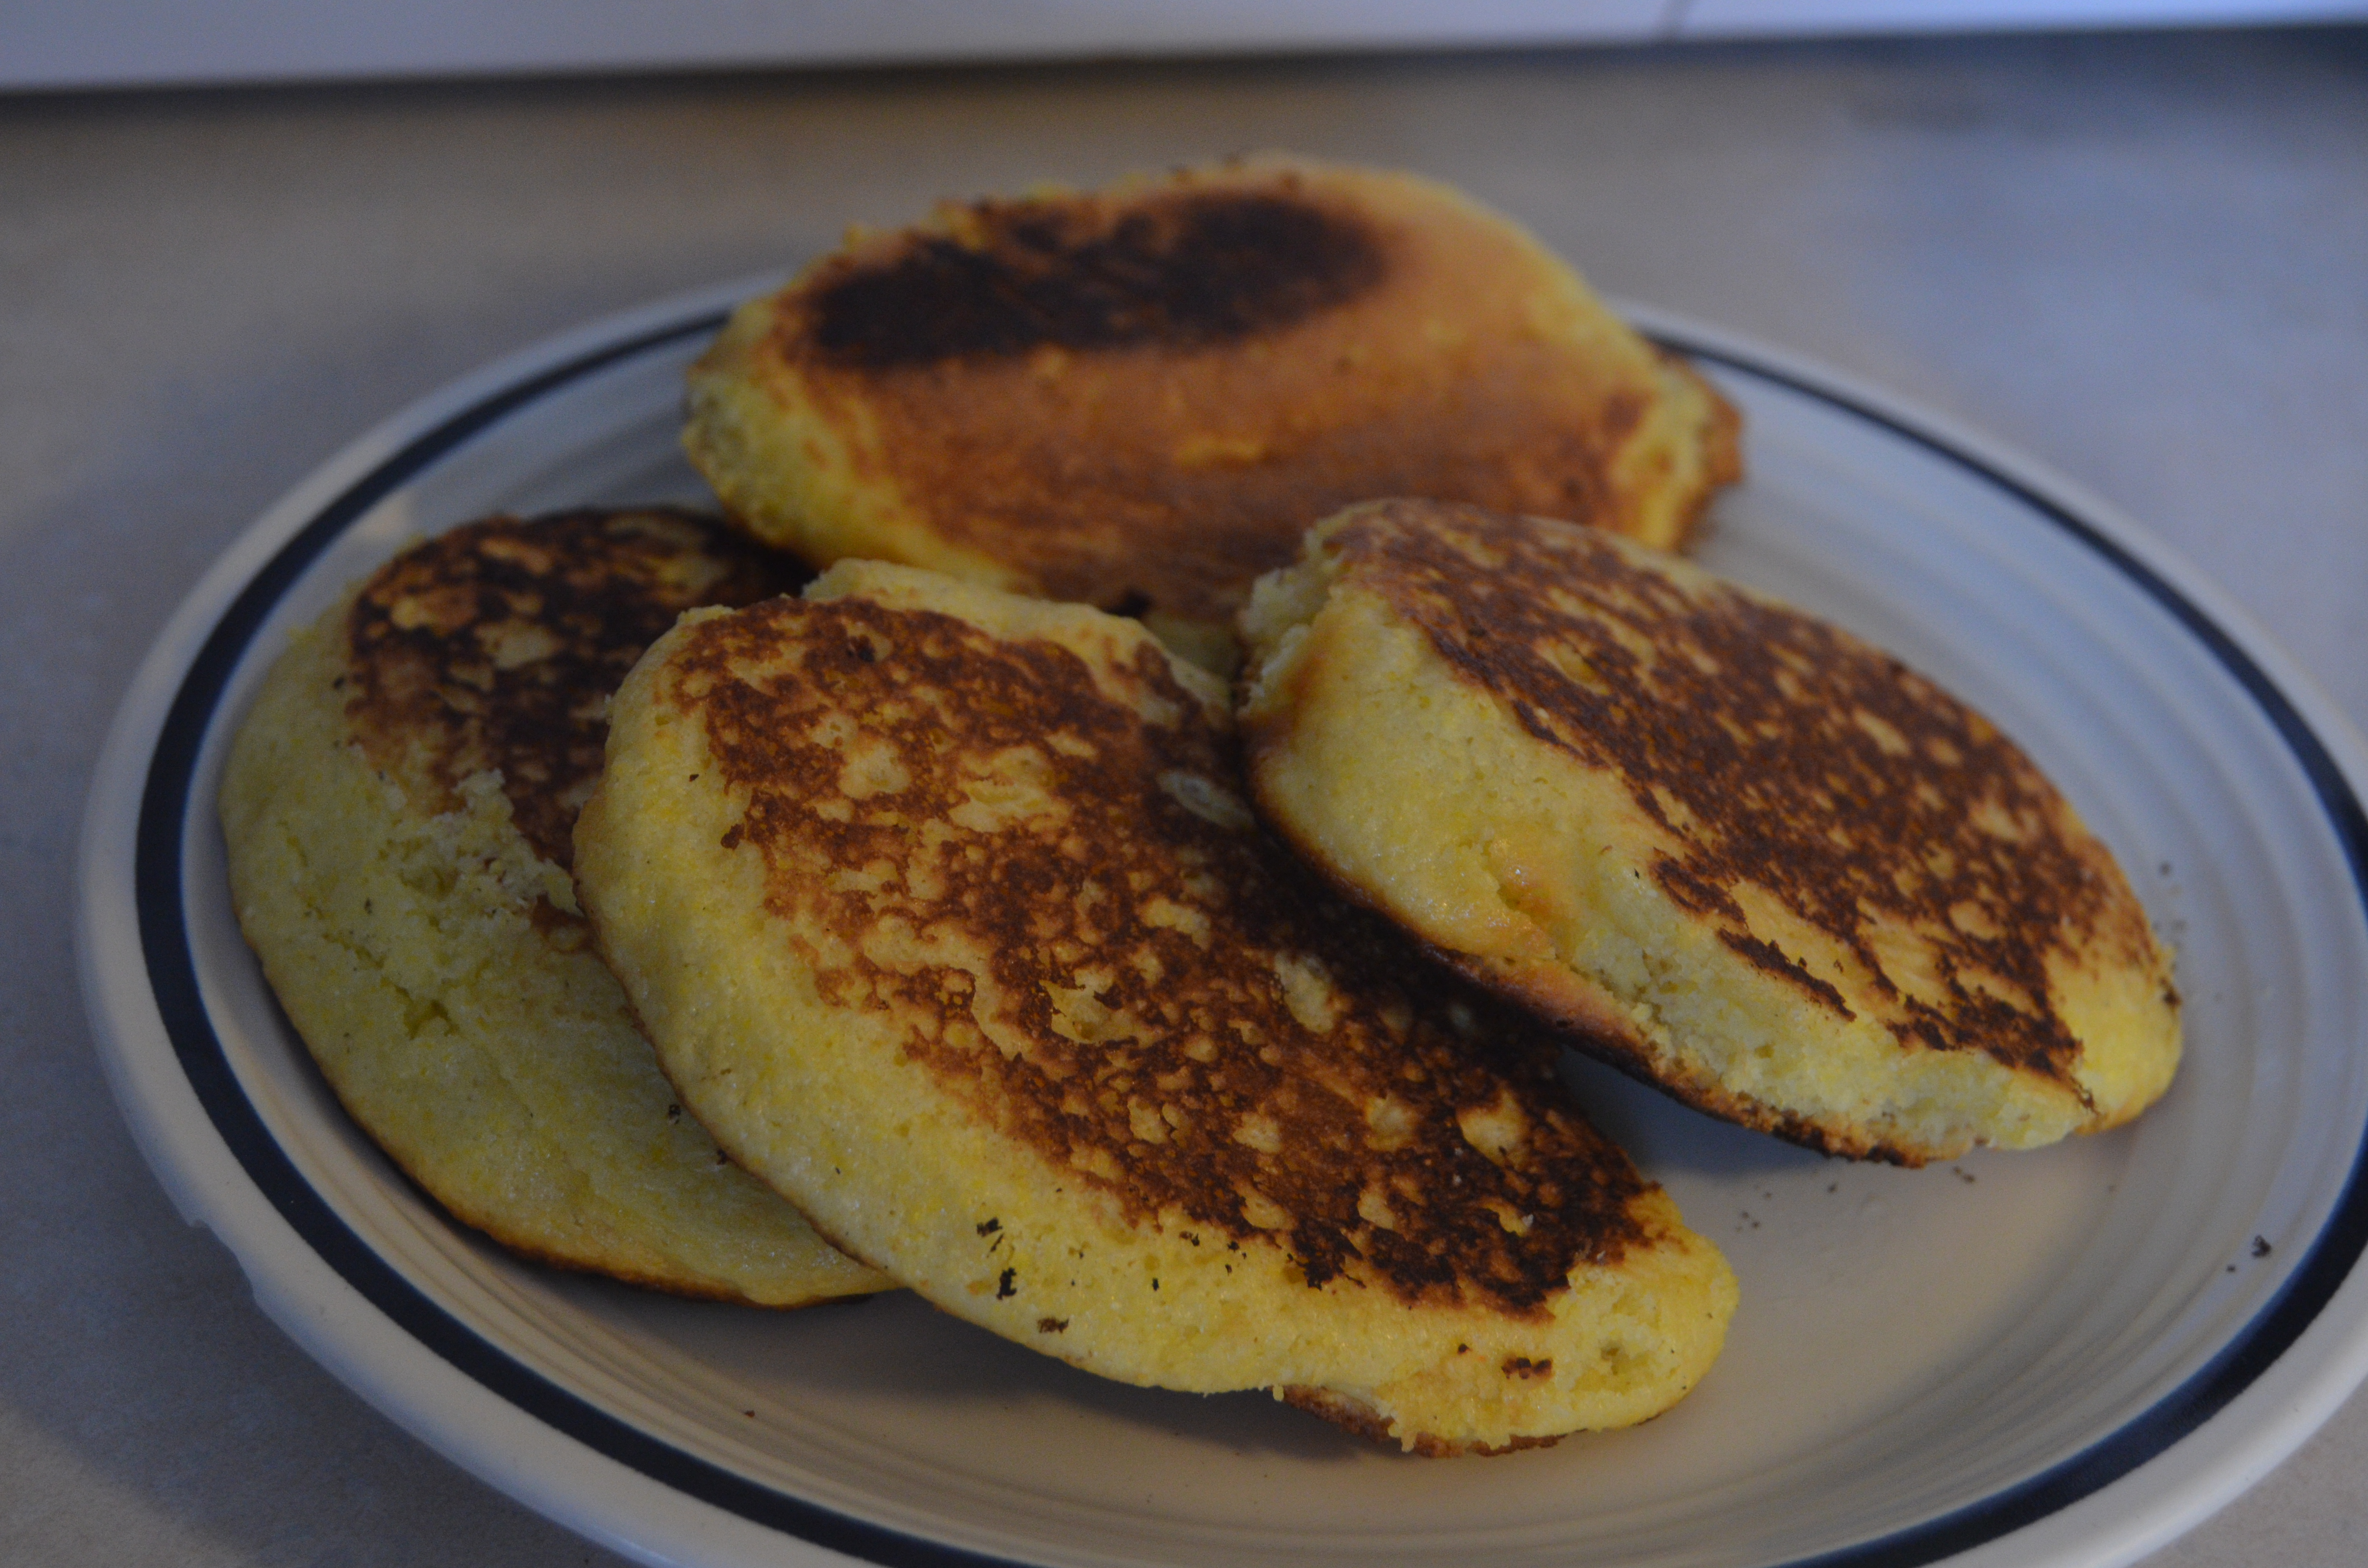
[5,28,2365,1566]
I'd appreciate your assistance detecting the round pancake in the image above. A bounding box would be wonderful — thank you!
[1237,500,2181,1165]
[219,508,891,1306]
[682,154,1740,670]
[573,560,1736,1454]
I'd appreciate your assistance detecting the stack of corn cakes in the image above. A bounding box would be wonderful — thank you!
[221,156,2176,1457]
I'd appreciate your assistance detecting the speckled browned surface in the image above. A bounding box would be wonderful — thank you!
[342,507,802,869]
[662,591,1655,1310]
[1315,500,2166,1092]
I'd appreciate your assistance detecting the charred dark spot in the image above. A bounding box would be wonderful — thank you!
[976,1218,1001,1236]
[1036,1316,1069,1333]
[345,509,802,870]
[996,1267,1019,1298]
[803,192,1386,368]
[1503,1356,1552,1379]
[1719,931,1854,1021]
[1656,858,1744,924]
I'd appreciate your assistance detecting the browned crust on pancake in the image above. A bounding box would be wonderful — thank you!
[1308,501,2163,1105]
[663,594,1662,1313]
[802,187,1388,366]
[1278,1384,1566,1458]
[711,157,1739,628]
[343,508,803,870]
[428,1216,769,1302]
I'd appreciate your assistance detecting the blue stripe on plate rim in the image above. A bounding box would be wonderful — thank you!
[127,302,2368,1568]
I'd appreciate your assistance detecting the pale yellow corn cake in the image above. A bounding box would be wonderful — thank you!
[219,509,891,1306]
[1237,500,2181,1165]
[682,154,1739,670]
[574,561,1736,1454]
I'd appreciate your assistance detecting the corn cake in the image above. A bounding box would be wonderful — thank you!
[574,561,1736,1454]
[1237,500,2181,1164]
[682,154,1740,669]
[219,509,890,1305]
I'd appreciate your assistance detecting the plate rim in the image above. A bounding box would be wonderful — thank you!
[74,280,2368,1568]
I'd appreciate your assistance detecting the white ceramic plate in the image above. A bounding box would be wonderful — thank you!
[78,277,2368,1568]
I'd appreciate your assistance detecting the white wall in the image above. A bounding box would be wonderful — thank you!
[2,0,2361,92]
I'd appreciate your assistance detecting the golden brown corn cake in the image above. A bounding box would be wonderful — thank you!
[573,561,1736,1454]
[219,508,890,1306]
[1237,500,2181,1165]
[682,155,1740,669]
